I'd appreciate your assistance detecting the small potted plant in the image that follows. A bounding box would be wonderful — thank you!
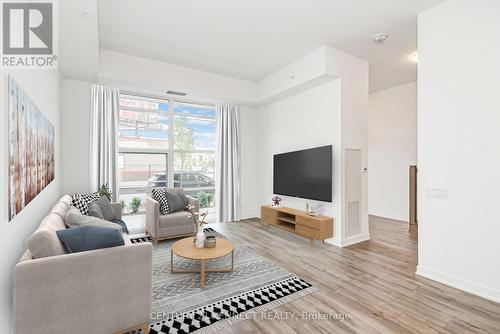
[272,196,282,207]
[98,183,113,201]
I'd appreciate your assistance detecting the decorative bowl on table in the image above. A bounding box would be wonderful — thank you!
[204,236,216,248]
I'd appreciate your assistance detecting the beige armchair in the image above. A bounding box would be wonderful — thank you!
[146,188,199,243]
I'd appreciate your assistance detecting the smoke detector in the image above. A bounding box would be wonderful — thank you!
[372,33,389,45]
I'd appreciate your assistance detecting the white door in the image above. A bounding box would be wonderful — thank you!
[345,149,362,237]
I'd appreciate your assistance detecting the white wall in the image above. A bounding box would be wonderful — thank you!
[256,47,334,104]
[417,0,500,302]
[61,79,93,195]
[99,49,257,105]
[326,48,370,246]
[256,80,342,243]
[98,47,341,107]
[0,70,61,333]
[369,82,417,221]
[252,47,369,247]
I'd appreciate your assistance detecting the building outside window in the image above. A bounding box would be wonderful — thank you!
[117,95,216,226]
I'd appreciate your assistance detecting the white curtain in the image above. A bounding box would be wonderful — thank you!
[90,84,119,201]
[215,104,241,223]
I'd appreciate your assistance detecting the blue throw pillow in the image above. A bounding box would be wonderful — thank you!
[111,219,129,234]
[56,226,124,253]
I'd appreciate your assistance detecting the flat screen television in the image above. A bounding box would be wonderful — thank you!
[273,145,332,202]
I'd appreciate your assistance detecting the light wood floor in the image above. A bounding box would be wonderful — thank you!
[210,216,500,334]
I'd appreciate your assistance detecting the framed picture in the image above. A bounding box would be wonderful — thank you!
[8,76,55,221]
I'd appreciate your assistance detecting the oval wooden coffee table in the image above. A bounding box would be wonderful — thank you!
[170,237,234,288]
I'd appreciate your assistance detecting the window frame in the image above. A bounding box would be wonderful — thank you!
[118,93,216,195]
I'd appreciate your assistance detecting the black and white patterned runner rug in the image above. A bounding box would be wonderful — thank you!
[148,276,313,334]
[128,228,317,334]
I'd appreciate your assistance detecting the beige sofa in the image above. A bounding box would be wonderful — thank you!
[13,195,152,334]
[145,188,199,243]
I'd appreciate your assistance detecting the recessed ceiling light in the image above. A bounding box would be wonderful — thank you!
[78,10,91,19]
[372,33,389,45]
[408,52,418,63]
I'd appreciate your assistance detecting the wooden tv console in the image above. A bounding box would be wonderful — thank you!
[260,205,333,246]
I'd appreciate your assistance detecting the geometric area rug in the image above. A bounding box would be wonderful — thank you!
[128,229,317,334]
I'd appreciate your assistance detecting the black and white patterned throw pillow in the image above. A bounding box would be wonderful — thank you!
[71,192,100,215]
[152,188,170,215]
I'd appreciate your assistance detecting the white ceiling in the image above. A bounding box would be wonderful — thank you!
[59,0,100,81]
[98,0,445,92]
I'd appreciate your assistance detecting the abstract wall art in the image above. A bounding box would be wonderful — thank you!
[8,76,55,221]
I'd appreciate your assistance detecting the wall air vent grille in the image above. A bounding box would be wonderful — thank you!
[166,90,187,96]
[346,200,361,237]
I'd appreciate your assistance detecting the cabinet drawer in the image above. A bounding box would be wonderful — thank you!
[296,224,320,239]
[261,206,277,224]
[296,216,320,230]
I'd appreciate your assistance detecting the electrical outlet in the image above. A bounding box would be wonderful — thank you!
[426,188,448,199]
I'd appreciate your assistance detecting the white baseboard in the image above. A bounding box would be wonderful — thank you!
[325,237,341,247]
[340,233,371,247]
[324,233,370,247]
[240,212,259,220]
[416,265,500,303]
